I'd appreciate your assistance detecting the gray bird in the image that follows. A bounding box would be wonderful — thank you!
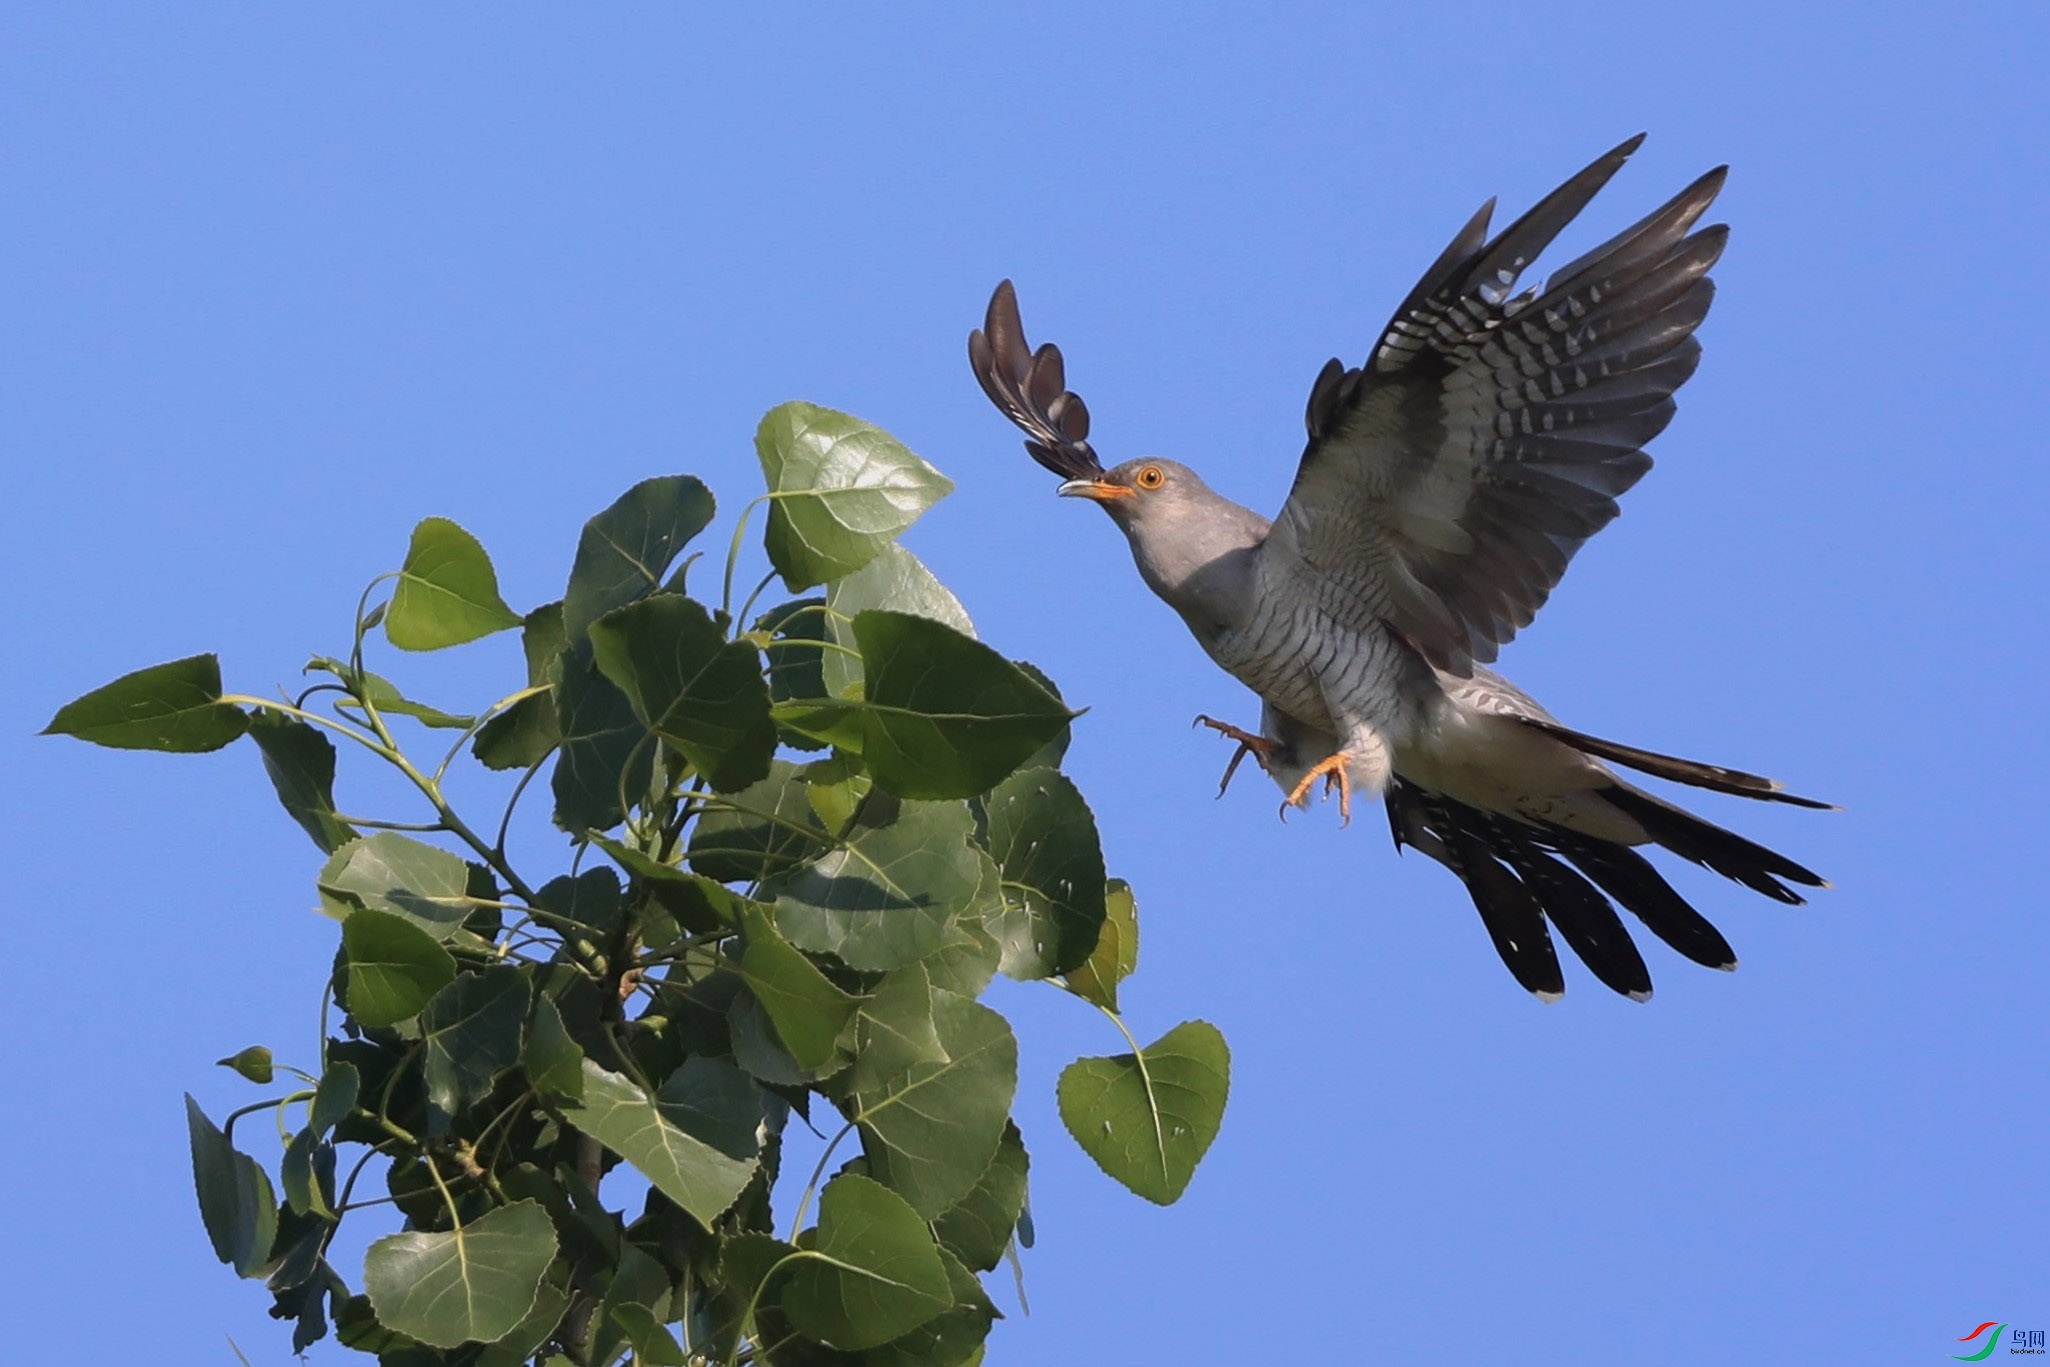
[969,134,1830,1001]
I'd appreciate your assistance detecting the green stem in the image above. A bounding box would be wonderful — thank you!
[220,696,385,758]
[720,496,770,623]
[494,750,552,859]
[432,683,550,785]
[1096,1001,1145,1057]
[421,1151,462,1231]
[330,814,446,833]
[725,1253,820,1367]
[785,1120,856,1244]
[734,568,778,631]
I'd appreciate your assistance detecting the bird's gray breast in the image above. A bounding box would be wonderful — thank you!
[1197,543,1424,737]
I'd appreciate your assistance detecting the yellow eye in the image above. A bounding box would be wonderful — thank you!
[1135,465,1166,491]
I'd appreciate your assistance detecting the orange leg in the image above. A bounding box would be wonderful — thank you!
[1282,753,1354,826]
[1193,714,1277,797]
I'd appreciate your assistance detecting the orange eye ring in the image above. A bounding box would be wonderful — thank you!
[1135,464,1166,490]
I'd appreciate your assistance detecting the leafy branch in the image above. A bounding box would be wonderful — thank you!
[43,401,1231,1365]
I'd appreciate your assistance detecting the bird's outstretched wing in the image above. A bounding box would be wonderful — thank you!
[1279,134,1727,676]
[968,279,1107,481]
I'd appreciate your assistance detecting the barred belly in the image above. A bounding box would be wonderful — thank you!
[1203,564,1430,743]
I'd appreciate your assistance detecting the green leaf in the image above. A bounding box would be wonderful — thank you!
[773,612,1073,800]
[756,598,828,704]
[919,908,1002,1001]
[727,987,814,1088]
[658,1055,763,1162]
[420,968,530,1130]
[310,1063,360,1138]
[533,865,624,943]
[756,402,953,591]
[1062,878,1138,1011]
[562,475,717,642]
[385,516,521,650]
[317,833,476,940]
[565,1060,759,1226]
[280,1129,336,1218]
[474,1269,571,1367]
[860,1248,999,1367]
[589,594,778,793]
[686,760,829,884]
[771,800,982,972]
[341,908,458,1029]
[1056,1019,1230,1206]
[550,645,653,834]
[850,963,946,1095]
[781,1174,952,1350]
[351,671,475,729]
[474,603,567,771]
[185,1095,280,1279]
[610,1304,687,1366]
[719,1231,798,1315]
[216,1045,274,1084]
[591,1242,676,1367]
[801,751,871,834]
[932,1121,1029,1273]
[43,653,248,752]
[1013,660,1072,771]
[333,1293,417,1353]
[362,1200,557,1348]
[524,994,585,1101]
[854,989,1018,1218]
[980,767,1109,980]
[736,906,857,1073]
[819,543,974,698]
[247,712,356,853]
[589,834,746,935]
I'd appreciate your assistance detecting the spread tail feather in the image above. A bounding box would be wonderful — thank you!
[1600,784,1828,903]
[1387,775,1826,999]
[1519,716,1836,809]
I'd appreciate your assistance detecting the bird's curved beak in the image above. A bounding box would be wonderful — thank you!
[1056,477,1132,502]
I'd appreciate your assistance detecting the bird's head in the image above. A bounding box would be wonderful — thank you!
[1061,457,1268,616]
[1056,457,1206,526]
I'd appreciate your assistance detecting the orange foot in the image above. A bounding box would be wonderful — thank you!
[1282,753,1353,825]
[1193,714,1277,797]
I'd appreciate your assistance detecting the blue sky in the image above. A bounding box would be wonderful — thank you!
[5,6,2045,1363]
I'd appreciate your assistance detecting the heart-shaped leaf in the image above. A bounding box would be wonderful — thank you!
[1056,1019,1229,1206]
[588,594,778,793]
[771,799,982,972]
[756,403,953,591]
[562,475,716,642]
[781,1174,952,1350]
[420,968,530,1130]
[773,612,1072,800]
[854,988,1017,1218]
[317,833,476,940]
[385,517,520,650]
[362,1199,557,1348]
[981,768,1109,980]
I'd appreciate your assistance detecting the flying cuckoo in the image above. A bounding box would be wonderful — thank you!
[969,134,1830,1001]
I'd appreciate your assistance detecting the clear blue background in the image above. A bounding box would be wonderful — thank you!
[5,6,2043,1364]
